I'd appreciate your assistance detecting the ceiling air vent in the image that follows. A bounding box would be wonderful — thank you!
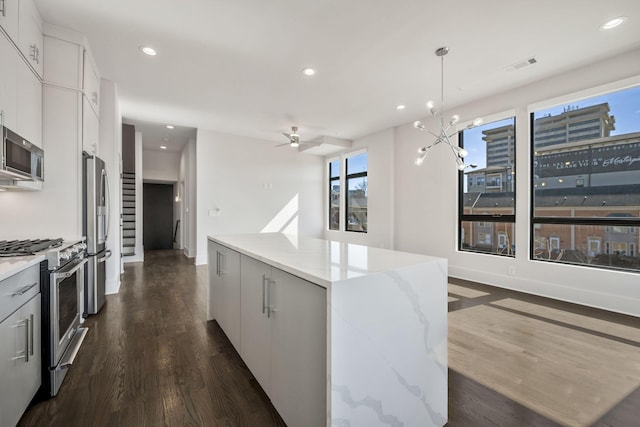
[504,56,538,72]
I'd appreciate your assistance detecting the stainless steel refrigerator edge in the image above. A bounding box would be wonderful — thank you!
[83,153,112,316]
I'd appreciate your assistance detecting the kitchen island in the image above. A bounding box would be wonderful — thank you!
[208,233,447,427]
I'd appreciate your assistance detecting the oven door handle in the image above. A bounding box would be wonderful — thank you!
[57,258,88,279]
[97,250,112,263]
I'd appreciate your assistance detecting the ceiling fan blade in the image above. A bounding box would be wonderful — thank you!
[282,132,292,139]
[275,142,293,147]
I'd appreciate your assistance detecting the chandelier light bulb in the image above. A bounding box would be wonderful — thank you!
[414,120,425,130]
[458,148,468,158]
[415,157,424,166]
[417,146,428,154]
[449,114,460,126]
[473,117,484,127]
[456,158,466,170]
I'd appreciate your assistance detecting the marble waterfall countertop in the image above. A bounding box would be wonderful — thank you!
[208,232,445,288]
[209,232,449,426]
[0,254,45,281]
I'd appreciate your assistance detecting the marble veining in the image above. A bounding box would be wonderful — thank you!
[333,385,403,427]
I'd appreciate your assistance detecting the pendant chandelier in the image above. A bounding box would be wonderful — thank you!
[414,47,482,170]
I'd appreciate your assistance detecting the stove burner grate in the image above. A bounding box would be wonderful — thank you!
[0,238,64,257]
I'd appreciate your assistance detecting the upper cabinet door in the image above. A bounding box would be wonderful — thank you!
[17,0,43,79]
[0,32,18,131]
[83,49,100,116]
[0,0,19,42]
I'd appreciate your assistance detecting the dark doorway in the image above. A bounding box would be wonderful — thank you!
[143,183,174,250]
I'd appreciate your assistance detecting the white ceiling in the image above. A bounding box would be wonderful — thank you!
[35,0,640,151]
[122,118,195,153]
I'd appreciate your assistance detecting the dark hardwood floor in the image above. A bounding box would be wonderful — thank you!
[18,250,285,427]
[18,251,639,426]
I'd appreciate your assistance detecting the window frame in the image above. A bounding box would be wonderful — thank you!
[345,151,368,233]
[528,79,640,273]
[458,114,516,257]
[328,159,341,231]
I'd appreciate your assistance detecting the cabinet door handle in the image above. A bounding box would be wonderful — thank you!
[92,91,98,104]
[29,314,34,357]
[216,251,221,276]
[262,274,267,314]
[0,0,6,17]
[11,282,38,296]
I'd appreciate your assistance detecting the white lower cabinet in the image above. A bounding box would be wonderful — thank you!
[207,241,241,350]
[0,293,41,427]
[239,254,326,427]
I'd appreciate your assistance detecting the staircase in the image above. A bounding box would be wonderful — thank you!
[122,172,136,256]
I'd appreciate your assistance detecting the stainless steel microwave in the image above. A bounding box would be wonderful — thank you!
[1,126,44,181]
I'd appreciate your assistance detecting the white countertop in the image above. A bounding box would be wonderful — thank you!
[209,233,445,288]
[0,254,45,281]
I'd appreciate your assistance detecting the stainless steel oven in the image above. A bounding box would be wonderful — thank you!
[43,242,88,396]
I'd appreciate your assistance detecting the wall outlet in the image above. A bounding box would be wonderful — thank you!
[507,265,516,276]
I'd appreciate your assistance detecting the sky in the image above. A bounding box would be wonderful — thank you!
[462,85,640,173]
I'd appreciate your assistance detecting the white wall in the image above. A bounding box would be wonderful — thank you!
[393,48,640,316]
[98,78,122,293]
[323,128,395,249]
[142,149,180,182]
[179,138,197,257]
[195,129,324,265]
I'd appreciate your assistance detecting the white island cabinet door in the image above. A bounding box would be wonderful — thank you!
[239,255,273,395]
[270,268,327,427]
[220,246,241,350]
[207,240,222,321]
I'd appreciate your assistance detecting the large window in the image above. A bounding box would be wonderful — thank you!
[345,152,368,232]
[459,117,516,256]
[329,160,340,230]
[531,85,640,272]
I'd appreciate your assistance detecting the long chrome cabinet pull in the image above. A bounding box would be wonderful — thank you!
[216,251,220,276]
[261,274,266,313]
[24,317,30,362]
[29,314,34,356]
[11,282,38,296]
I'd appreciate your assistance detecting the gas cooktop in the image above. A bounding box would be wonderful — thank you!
[0,238,64,257]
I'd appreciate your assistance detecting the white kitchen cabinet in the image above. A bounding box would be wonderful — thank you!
[17,58,42,147]
[17,0,43,78]
[207,241,241,350]
[83,49,100,116]
[0,293,41,427]
[82,96,99,155]
[269,268,326,427]
[0,31,18,131]
[239,255,274,395]
[0,0,19,42]
[238,253,326,427]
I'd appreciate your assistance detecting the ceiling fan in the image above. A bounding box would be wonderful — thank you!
[276,126,319,148]
[279,126,300,147]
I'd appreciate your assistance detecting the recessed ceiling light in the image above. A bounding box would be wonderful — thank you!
[396,105,406,110]
[601,17,627,30]
[166,125,174,129]
[160,145,167,150]
[302,67,316,76]
[140,46,157,56]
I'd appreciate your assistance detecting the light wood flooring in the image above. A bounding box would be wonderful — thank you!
[17,250,640,426]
